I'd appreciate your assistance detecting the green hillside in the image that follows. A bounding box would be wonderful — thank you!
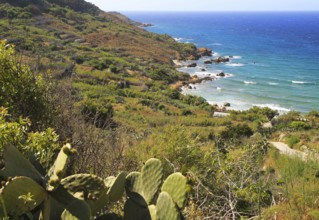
[0,0,319,219]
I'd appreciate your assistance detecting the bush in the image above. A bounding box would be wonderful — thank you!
[0,41,51,128]
[0,107,59,170]
[289,121,311,130]
[80,98,114,128]
[287,135,300,148]
[220,123,253,142]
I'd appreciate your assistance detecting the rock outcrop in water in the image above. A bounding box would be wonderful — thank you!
[213,57,230,63]
[187,47,212,60]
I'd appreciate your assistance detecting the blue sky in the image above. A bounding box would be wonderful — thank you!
[86,0,319,12]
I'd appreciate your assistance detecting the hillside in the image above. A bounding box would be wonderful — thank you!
[1,0,319,219]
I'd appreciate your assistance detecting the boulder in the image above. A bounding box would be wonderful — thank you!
[187,62,197,68]
[201,68,206,71]
[204,60,212,64]
[212,57,230,63]
[216,72,225,77]
[187,55,198,60]
[197,47,212,57]
[223,102,231,107]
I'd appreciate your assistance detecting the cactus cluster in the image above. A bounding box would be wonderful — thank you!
[0,144,126,220]
[125,158,190,220]
[0,145,189,220]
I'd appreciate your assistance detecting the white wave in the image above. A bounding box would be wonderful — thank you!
[232,56,242,59]
[291,80,314,85]
[253,104,290,113]
[226,63,245,67]
[212,52,220,57]
[244,81,257,85]
[211,43,222,46]
[173,37,183,42]
[268,82,279,85]
[217,87,222,90]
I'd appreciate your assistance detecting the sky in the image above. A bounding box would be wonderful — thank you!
[86,0,319,12]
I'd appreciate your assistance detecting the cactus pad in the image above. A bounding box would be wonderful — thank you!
[0,145,42,183]
[125,171,142,194]
[161,172,188,209]
[124,198,151,220]
[0,176,47,217]
[61,174,105,200]
[141,158,163,204]
[148,205,157,220]
[107,172,126,202]
[61,199,91,220]
[156,192,180,220]
[46,144,73,191]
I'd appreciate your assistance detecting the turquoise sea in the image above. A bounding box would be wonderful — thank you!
[125,12,319,113]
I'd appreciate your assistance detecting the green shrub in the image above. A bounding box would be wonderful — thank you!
[0,107,59,169]
[289,121,311,130]
[80,98,113,128]
[287,135,300,148]
[0,41,51,128]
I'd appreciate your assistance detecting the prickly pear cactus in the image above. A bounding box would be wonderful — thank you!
[148,205,157,220]
[0,176,47,217]
[0,145,43,183]
[141,159,163,204]
[107,172,126,202]
[126,158,163,205]
[161,172,188,208]
[87,172,126,216]
[61,199,91,220]
[125,171,142,194]
[46,144,75,191]
[61,174,105,200]
[124,198,151,220]
[156,192,180,220]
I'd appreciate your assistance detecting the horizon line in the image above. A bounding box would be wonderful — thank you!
[110,10,319,13]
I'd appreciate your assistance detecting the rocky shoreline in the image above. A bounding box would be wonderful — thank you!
[171,47,235,111]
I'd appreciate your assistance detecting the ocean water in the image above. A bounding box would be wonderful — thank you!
[125,12,319,113]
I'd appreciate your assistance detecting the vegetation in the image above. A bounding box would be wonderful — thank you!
[0,0,318,219]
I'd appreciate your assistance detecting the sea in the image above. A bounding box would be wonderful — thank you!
[124,12,319,113]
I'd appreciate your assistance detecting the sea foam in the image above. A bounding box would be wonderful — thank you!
[244,81,257,85]
[226,63,245,67]
[291,80,315,85]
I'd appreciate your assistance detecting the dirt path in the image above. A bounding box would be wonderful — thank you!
[269,141,319,161]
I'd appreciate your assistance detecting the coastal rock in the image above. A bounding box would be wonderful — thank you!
[201,68,206,71]
[212,57,230,63]
[139,23,153,28]
[224,102,231,107]
[216,72,225,77]
[187,55,198,60]
[188,85,193,89]
[197,47,212,57]
[187,62,197,68]
[204,60,212,64]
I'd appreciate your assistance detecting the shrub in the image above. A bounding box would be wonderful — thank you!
[287,135,300,148]
[0,41,51,128]
[289,121,311,130]
[220,123,253,142]
[80,98,113,128]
